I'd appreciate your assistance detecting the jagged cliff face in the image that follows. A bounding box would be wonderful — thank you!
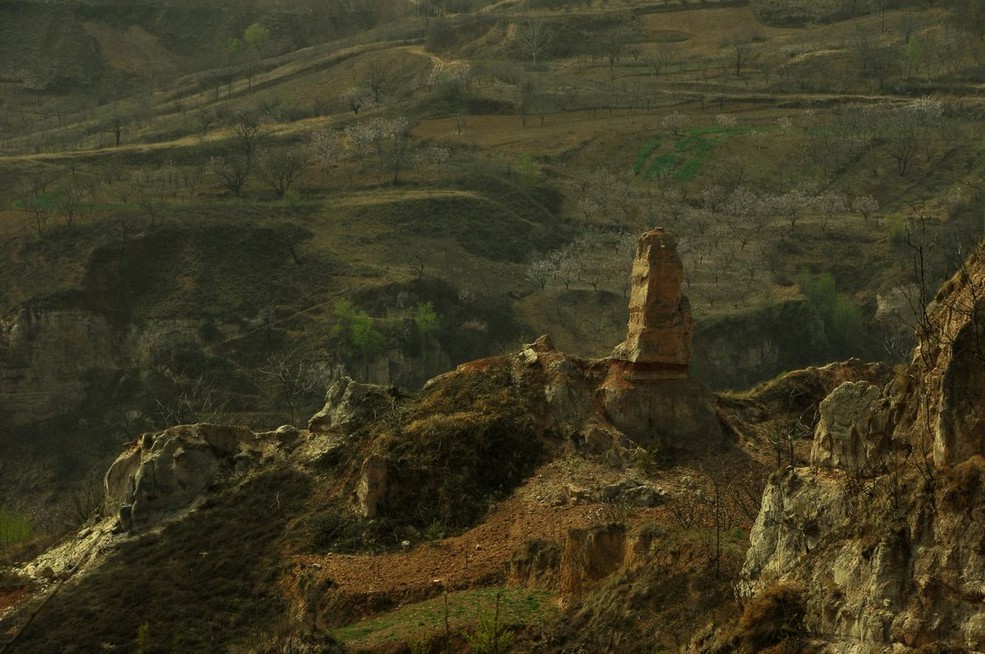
[894,249,985,467]
[0,308,117,426]
[0,306,210,427]
[736,245,985,653]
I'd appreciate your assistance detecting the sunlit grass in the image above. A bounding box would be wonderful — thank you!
[335,587,559,650]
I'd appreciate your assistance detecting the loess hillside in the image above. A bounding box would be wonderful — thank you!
[0,0,984,649]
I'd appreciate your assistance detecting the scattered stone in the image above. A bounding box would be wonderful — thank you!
[623,485,660,508]
[600,479,666,507]
[564,484,594,504]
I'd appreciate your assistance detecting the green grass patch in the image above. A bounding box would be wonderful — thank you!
[632,138,661,175]
[335,587,559,650]
[689,125,754,137]
[12,193,62,211]
[673,133,716,182]
[0,509,32,548]
[643,153,679,181]
[635,128,746,182]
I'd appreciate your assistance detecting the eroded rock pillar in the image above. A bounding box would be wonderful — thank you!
[611,228,692,377]
[603,228,721,452]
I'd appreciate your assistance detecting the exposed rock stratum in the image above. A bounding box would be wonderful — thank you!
[733,244,985,653]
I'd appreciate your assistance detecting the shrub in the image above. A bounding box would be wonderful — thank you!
[465,613,514,654]
[732,583,806,651]
[378,358,549,530]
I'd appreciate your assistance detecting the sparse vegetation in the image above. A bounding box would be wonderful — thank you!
[334,587,556,651]
[1,0,985,650]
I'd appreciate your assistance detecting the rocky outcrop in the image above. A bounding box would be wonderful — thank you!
[104,423,260,530]
[737,244,985,652]
[603,228,721,451]
[600,365,722,452]
[892,249,985,467]
[357,455,389,519]
[740,461,985,652]
[810,381,887,471]
[510,230,722,457]
[308,377,401,434]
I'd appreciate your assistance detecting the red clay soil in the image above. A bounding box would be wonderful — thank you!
[0,584,33,618]
[288,454,678,621]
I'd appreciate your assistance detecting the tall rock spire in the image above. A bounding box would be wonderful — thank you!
[611,228,692,372]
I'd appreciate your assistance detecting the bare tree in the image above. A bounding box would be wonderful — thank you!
[137,184,167,228]
[259,149,308,198]
[208,155,251,197]
[380,117,412,185]
[725,34,756,78]
[20,189,48,240]
[882,98,942,177]
[232,112,263,164]
[197,109,220,140]
[517,18,555,68]
[155,373,228,428]
[366,59,392,104]
[258,350,325,425]
[109,112,126,148]
[649,41,677,79]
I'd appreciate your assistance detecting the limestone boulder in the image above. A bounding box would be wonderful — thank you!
[357,455,389,519]
[811,381,888,471]
[307,376,399,434]
[104,423,257,530]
